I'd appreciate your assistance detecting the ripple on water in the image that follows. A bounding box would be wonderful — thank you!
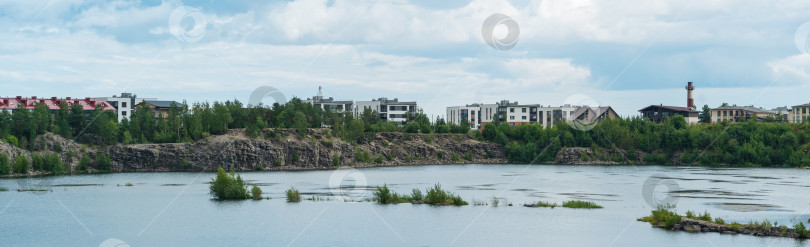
[706,202,788,212]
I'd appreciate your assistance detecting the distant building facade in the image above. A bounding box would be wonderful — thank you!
[447,101,618,130]
[710,104,778,123]
[0,96,116,113]
[791,103,810,123]
[639,105,699,124]
[93,93,156,122]
[354,97,418,124]
[303,86,353,112]
[135,100,185,118]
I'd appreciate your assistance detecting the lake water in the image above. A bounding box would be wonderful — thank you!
[1,165,809,247]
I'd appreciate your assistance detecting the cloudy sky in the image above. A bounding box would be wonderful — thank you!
[2,0,810,117]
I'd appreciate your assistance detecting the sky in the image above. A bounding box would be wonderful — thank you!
[2,0,810,117]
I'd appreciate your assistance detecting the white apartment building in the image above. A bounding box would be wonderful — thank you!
[447,101,604,130]
[446,104,482,130]
[93,93,156,122]
[303,86,353,112]
[353,97,418,124]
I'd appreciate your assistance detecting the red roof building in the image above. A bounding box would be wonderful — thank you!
[0,96,116,112]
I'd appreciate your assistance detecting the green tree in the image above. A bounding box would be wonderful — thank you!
[0,154,10,175]
[292,111,308,137]
[13,155,29,174]
[54,101,72,138]
[78,154,90,172]
[209,166,249,200]
[699,105,712,123]
[32,103,52,134]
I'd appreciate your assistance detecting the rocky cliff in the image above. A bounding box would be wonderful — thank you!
[0,129,507,175]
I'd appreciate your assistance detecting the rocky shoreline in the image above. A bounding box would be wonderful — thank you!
[644,218,807,239]
[0,129,509,176]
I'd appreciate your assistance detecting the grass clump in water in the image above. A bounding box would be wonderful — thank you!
[285,187,301,202]
[639,205,682,228]
[535,201,558,208]
[373,183,467,206]
[561,200,602,209]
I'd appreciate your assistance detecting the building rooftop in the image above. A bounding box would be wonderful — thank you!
[142,100,185,108]
[712,104,770,113]
[368,97,417,105]
[0,96,116,111]
[639,104,698,113]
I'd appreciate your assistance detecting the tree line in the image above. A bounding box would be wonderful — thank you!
[0,97,469,149]
[486,115,810,167]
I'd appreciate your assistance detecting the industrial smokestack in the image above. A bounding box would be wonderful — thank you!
[686,81,695,109]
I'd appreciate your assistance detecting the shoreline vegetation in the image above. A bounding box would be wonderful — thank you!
[640,206,808,239]
[1,98,810,178]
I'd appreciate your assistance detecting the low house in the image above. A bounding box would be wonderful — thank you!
[570,106,620,124]
[136,100,185,118]
[711,104,775,123]
[639,105,699,124]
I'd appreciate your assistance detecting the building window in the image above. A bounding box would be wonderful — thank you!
[522,108,526,113]
[122,102,127,108]
[510,116,515,120]
[510,108,514,113]
[521,116,527,120]
[122,111,127,116]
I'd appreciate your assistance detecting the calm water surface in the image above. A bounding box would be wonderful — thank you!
[1,165,809,247]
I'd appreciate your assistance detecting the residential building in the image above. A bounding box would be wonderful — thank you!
[0,96,116,113]
[446,104,482,130]
[791,103,810,123]
[353,97,418,124]
[448,101,618,130]
[303,86,353,112]
[639,105,699,124]
[770,106,790,122]
[538,104,580,127]
[136,101,185,118]
[570,106,620,124]
[710,104,776,123]
[93,93,156,122]
[638,82,699,124]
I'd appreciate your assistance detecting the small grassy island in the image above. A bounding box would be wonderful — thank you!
[373,183,468,206]
[640,206,808,239]
[209,166,265,200]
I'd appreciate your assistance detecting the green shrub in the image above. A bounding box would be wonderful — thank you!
[78,154,90,172]
[386,154,393,161]
[643,153,666,164]
[96,152,111,172]
[437,151,444,159]
[535,201,557,208]
[13,155,28,174]
[46,153,63,175]
[642,206,682,228]
[251,185,263,200]
[209,166,250,200]
[4,136,18,147]
[255,163,264,171]
[332,154,340,166]
[374,184,393,204]
[411,188,423,201]
[355,149,370,163]
[285,187,301,202]
[451,153,460,162]
[32,154,44,171]
[424,183,467,205]
[795,222,807,238]
[561,200,602,209]
[373,155,384,164]
[0,154,10,175]
[464,151,473,161]
[714,217,725,225]
[697,210,712,221]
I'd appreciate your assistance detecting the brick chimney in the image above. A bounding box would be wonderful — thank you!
[685,82,695,109]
